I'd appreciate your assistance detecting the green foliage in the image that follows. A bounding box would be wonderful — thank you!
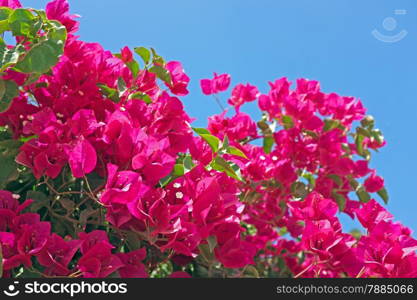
[0,79,19,112]
[134,46,151,65]
[0,138,22,189]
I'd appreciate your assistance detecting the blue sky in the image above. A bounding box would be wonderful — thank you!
[24,0,417,231]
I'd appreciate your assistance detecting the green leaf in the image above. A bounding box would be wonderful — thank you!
[0,138,21,188]
[125,231,142,251]
[302,172,316,189]
[281,115,294,129]
[291,181,308,199]
[173,164,185,176]
[150,47,165,65]
[0,139,22,149]
[0,45,20,71]
[134,47,151,65]
[243,265,260,278]
[303,130,318,139]
[97,83,119,103]
[0,79,19,113]
[192,127,220,153]
[126,59,139,78]
[207,235,217,253]
[33,9,47,22]
[278,226,288,236]
[26,190,49,213]
[200,134,220,153]
[377,187,389,204]
[149,65,171,84]
[356,186,371,203]
[355,134,365,156]
[117,77,127,96]
[327,174,343,187]
[16,268,42,278]
[226,146,247,159]
[0,79,5,104]
[192,127,210,135]
[46,20,67,44]
[323,119,340,132]
[9,8,36,37]
[332,192,347,211]
[0,20,8,34]
[222,135,229,149]
[24,72,41,86]
[263,135,274,154]
[350,228,362,240]
[349,178,360,191]
[0,7,11,34]
[159,174,173,188]
[183,155,193,171]
[198,244,215,264]
[15,39,63,73]
[0,7,12,21]
[129,91,152,104]
[19,134,37,143]
[211,156,242,181]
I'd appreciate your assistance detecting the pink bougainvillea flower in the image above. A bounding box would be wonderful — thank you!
[116,248,148,278]
[120,46,133,63]
[215,238,257,268]
[289,192,338,221]
[17,222,51,256]
[0,190,32,215]
[355,199,393,230]
[78,230,113,255]
[208,111,257,141]
[100,164,147,205]
[228,83,259,109]
[131,137,176,184]
[16,141,67,179]
[70,109,100,137]
[0,0,21,8]
[200,72,231,95]
[165,61,190,96]
[77,231,124,277]
[258,77,290,119]
[77,242,124,278]
[66,138,97,178]
[160,222,201,257]
[46,0,79,34]
[169,271,192,278]
[37,234,82,276]
[354,160,371,178]
[364,172,384,193]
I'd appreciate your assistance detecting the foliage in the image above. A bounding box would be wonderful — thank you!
[0,0,415,279]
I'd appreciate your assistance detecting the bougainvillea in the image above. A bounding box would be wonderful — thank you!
[0,0,415,279]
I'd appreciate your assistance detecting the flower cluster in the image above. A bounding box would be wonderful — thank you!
[0,190,147,278]
[0,0,414,278]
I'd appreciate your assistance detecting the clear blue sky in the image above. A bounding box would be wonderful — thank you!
[24,0,417,232]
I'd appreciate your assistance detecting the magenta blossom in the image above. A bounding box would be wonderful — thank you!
[364,172,384,193]
[165,61,190,96]
[228,83,259,109]
[200,73,231,95]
